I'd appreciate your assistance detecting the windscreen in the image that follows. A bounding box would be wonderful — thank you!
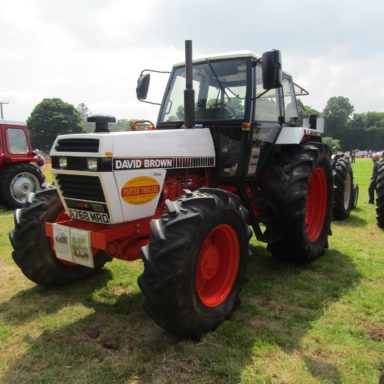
[6,128,29,154]
[159,59,248,123]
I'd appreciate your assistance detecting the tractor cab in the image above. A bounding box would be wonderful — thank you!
[0,121,34,169]
[137,49,305,183]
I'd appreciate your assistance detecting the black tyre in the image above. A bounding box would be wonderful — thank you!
[332,156,354,220]
[264,142,333,263]
[138,188,249,338]
[0,163,45,209]
[352,183,359,209]
[376,162,384,228]
[9,188,111,286]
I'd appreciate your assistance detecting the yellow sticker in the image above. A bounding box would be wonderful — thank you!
[121,176,160,205]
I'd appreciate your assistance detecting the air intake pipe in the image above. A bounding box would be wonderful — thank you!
[87,115,116,133]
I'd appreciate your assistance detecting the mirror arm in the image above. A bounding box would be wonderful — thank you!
[138,99,162,106]
[140,69,171,76]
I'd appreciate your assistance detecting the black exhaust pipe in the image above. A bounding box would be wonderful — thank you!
[184,40,195,128]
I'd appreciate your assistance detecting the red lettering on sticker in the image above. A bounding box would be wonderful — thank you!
[121,185,159,197]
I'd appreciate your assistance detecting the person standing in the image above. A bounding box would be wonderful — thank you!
[368,153,380,204]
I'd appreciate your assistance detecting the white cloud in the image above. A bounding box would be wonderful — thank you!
[0,0,383,123]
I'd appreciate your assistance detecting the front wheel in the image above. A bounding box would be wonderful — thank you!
[138,188,249,338]
[9,188,110,286]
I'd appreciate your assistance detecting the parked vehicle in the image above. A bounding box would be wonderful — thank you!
[11,41,334,338]
[331,153,358,220]
[0,121,45,208]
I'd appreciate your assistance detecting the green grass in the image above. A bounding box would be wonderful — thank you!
[1,159,383,383]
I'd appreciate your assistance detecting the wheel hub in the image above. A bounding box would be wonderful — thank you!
[196,224,240,308]
[305,167,327,242]
[199,244,220,280]
[11,173,38,202]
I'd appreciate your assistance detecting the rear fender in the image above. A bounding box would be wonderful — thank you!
[275,127,322,145]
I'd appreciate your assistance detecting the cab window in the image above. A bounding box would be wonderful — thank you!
[6,128,29,154]
[160,59,247,123]
[282,77,298,125]
[255,65,280,122]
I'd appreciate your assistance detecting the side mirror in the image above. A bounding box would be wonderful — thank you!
[136,73,150,100]
[262,50,282,89]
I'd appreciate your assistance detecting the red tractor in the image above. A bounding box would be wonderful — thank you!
[10,41,334,338]
[0,121,45,208]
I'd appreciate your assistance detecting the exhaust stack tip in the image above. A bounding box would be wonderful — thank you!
[184,40,195,128]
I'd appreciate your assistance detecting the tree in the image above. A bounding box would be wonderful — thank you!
[115,119,132,131]
[349,112,384,150]
[322,136,341,153]
[297,99,320,120]
[77,102,91,122]
[77,102,92,131]
[27,98,84,152]
[322,96,354,140]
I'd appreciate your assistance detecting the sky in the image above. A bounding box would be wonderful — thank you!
[1,0,384,124]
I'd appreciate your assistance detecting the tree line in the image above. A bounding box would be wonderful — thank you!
[27,97,384,152]
[298,96,384,152]
[27,99,144,152]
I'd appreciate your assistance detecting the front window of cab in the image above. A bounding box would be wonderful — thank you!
[6,128,29,154]
[159,59,248,123]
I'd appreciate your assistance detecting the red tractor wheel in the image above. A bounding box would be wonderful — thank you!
[264,142,333,263]
[306,167,327,241]
[196,224,240,307]
[138,188,249,339]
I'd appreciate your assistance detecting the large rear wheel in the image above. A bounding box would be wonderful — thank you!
[264,142,333,263]
[138,188,249,338]
[9,188,110,286]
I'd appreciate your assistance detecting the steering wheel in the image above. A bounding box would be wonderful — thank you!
[208,102,237,119]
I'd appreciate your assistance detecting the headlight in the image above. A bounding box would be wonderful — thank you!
[59,157,67,168]
[86,158,98,171]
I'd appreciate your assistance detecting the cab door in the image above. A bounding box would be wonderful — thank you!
[243,63,283,180]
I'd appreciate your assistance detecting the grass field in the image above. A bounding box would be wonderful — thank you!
[0,159,383,384]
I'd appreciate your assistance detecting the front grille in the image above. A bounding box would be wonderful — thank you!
[55,174,106,202]
[55,138,99,153]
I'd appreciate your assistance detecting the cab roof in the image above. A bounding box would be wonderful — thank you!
[174,50,309,96]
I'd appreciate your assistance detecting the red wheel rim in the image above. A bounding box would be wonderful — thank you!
[196,224,240,307]
[305,167,327,242]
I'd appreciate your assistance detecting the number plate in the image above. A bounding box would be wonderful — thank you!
[68,208,110,224]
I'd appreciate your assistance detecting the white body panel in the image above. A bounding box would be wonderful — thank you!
[276,127,321,145]
[50,128,215,158]
[50,128,215,224]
